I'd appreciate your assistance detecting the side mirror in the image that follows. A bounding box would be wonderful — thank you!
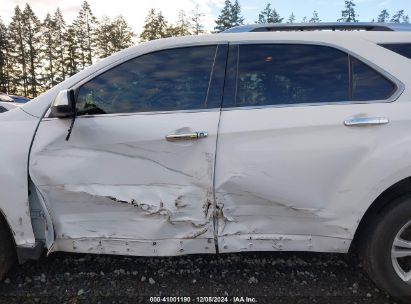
[50,89,76,118]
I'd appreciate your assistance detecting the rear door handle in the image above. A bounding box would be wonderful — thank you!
[344,117,389,126]
[166,131,208,142]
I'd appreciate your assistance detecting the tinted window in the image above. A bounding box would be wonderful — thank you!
[235,44,349,106]
[351,57,396,101]
[228,44,397,108]
[380,43,411,59]
[0,106,6,113]
[77,46,217,114]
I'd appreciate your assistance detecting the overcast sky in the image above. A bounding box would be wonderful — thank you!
[1,0,411,35]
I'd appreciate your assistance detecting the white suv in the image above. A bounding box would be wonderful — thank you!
[1,22,411,299]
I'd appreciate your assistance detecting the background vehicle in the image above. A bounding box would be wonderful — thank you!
[9,95,30,104]
[0,93,14,102]
[0,22,411,299]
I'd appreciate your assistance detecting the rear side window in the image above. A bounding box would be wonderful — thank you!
[225,44,396,108]
[0,106,6,113]
[380,43,411,59]
[351,57,396,101]
[76,46,217,114]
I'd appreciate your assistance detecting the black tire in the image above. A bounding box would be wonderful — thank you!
[360,194,411,301]
[0,217,16,280]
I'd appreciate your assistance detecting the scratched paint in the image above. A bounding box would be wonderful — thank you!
[29,109,220,255]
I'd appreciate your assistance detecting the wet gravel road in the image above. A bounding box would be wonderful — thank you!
[0,251,399,304]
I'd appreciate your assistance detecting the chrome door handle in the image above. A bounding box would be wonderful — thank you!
[344,117,389,126]
[166,131,208,142]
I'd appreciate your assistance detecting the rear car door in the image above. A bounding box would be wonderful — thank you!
[215,43,402,253]
[29,44,227,255]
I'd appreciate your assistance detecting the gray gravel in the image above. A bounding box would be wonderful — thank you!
[0,251,399,303]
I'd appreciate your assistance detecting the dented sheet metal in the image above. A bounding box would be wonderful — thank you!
[29,111,220,255]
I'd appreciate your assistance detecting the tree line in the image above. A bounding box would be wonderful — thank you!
[0,0,409,97]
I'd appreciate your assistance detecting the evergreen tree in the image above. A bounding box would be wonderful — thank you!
[22,4,42,97]
[95,16,113,59]
[190,4,205,34]
[7,6,28,95]
[169,10,192,36]
[287,13,296,23]
[41,13,57,89]
[73,1,97,68]
[301,16,308,23]
[53,8,66,83]
[230,0,244,26]
[214,0,233,33]
[338,0,358,22]
[309,11,321,23]
[0,17,9,93]
[377,9,390,23]
[391,10,409,23]
[111,15,134,52]
[256,3,283,23]
[64,26,80,76]
[140,9,170,41]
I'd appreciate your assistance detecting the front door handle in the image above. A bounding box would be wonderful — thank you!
[166,131,208,142]
[344,117,389,126]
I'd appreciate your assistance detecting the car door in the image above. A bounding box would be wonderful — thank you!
[215,43,403,253]
[29,44,227,256]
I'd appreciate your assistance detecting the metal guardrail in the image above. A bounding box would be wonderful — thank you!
[223,22,411,33]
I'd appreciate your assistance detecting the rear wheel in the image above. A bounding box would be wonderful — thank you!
[360,195,411,300]
[0,217,16,280]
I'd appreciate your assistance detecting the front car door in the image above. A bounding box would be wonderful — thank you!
[215,42,405,253]
[29,43,227,256]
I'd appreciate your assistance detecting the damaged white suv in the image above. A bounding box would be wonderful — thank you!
[1,22,411,299]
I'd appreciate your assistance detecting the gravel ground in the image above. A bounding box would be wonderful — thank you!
[0,251,400,304]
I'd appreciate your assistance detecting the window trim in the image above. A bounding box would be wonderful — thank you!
[221,41,404,111]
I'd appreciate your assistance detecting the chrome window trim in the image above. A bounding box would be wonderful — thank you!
[223,40,404,109]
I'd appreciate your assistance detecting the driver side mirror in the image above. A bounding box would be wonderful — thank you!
[51,89,76,118]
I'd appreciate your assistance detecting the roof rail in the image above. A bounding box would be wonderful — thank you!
[223,22,411,33]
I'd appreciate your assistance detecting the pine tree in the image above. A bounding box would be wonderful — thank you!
[214,0,233,33]
[338,1,358,22]
[391,10,409,23]
[169,10,192,36]
[301,16,308,23]
[190,4,205,34]
[42,13,57,89]
[73,1,97,68]
[64,26,80,76]
[309,11,321,23]
[230,0,244,26]
[53,8,66,83]
[22,4,42,97]
[287,13,296,23]
[8,6,28,95]
[110,15,134,52]
[140,9,170,41]
[0,17,9,93]
[96,16,113,59]
[377,9,390,23]
[257,3,283,23]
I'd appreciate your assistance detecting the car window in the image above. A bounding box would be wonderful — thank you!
[380,43,411,60]
[225,44,396,108]
[0,106,6,113]
[351,57,396,101]
[76,45,217,115]
[235,44,349,107]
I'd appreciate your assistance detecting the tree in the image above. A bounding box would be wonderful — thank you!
[41,13,57,89]
[0,17,9,93]
[301,16,308,23]
[190,4,205,34]
[110,15,134,52]
[95,16,113,59]
[140,9,170,41]
[214,0,232,33]
[391,10,409,23]
[309,11,321,23]
[53,8,66,83]
[72,1,97,68]
[22,4,42,97]
[256,3,283,23]
[230,0,244,26]
[64,26,80,76]
[287,13,296,23]
[338,0,358,22]
[169,10,192,36]
[377,9,390,23]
